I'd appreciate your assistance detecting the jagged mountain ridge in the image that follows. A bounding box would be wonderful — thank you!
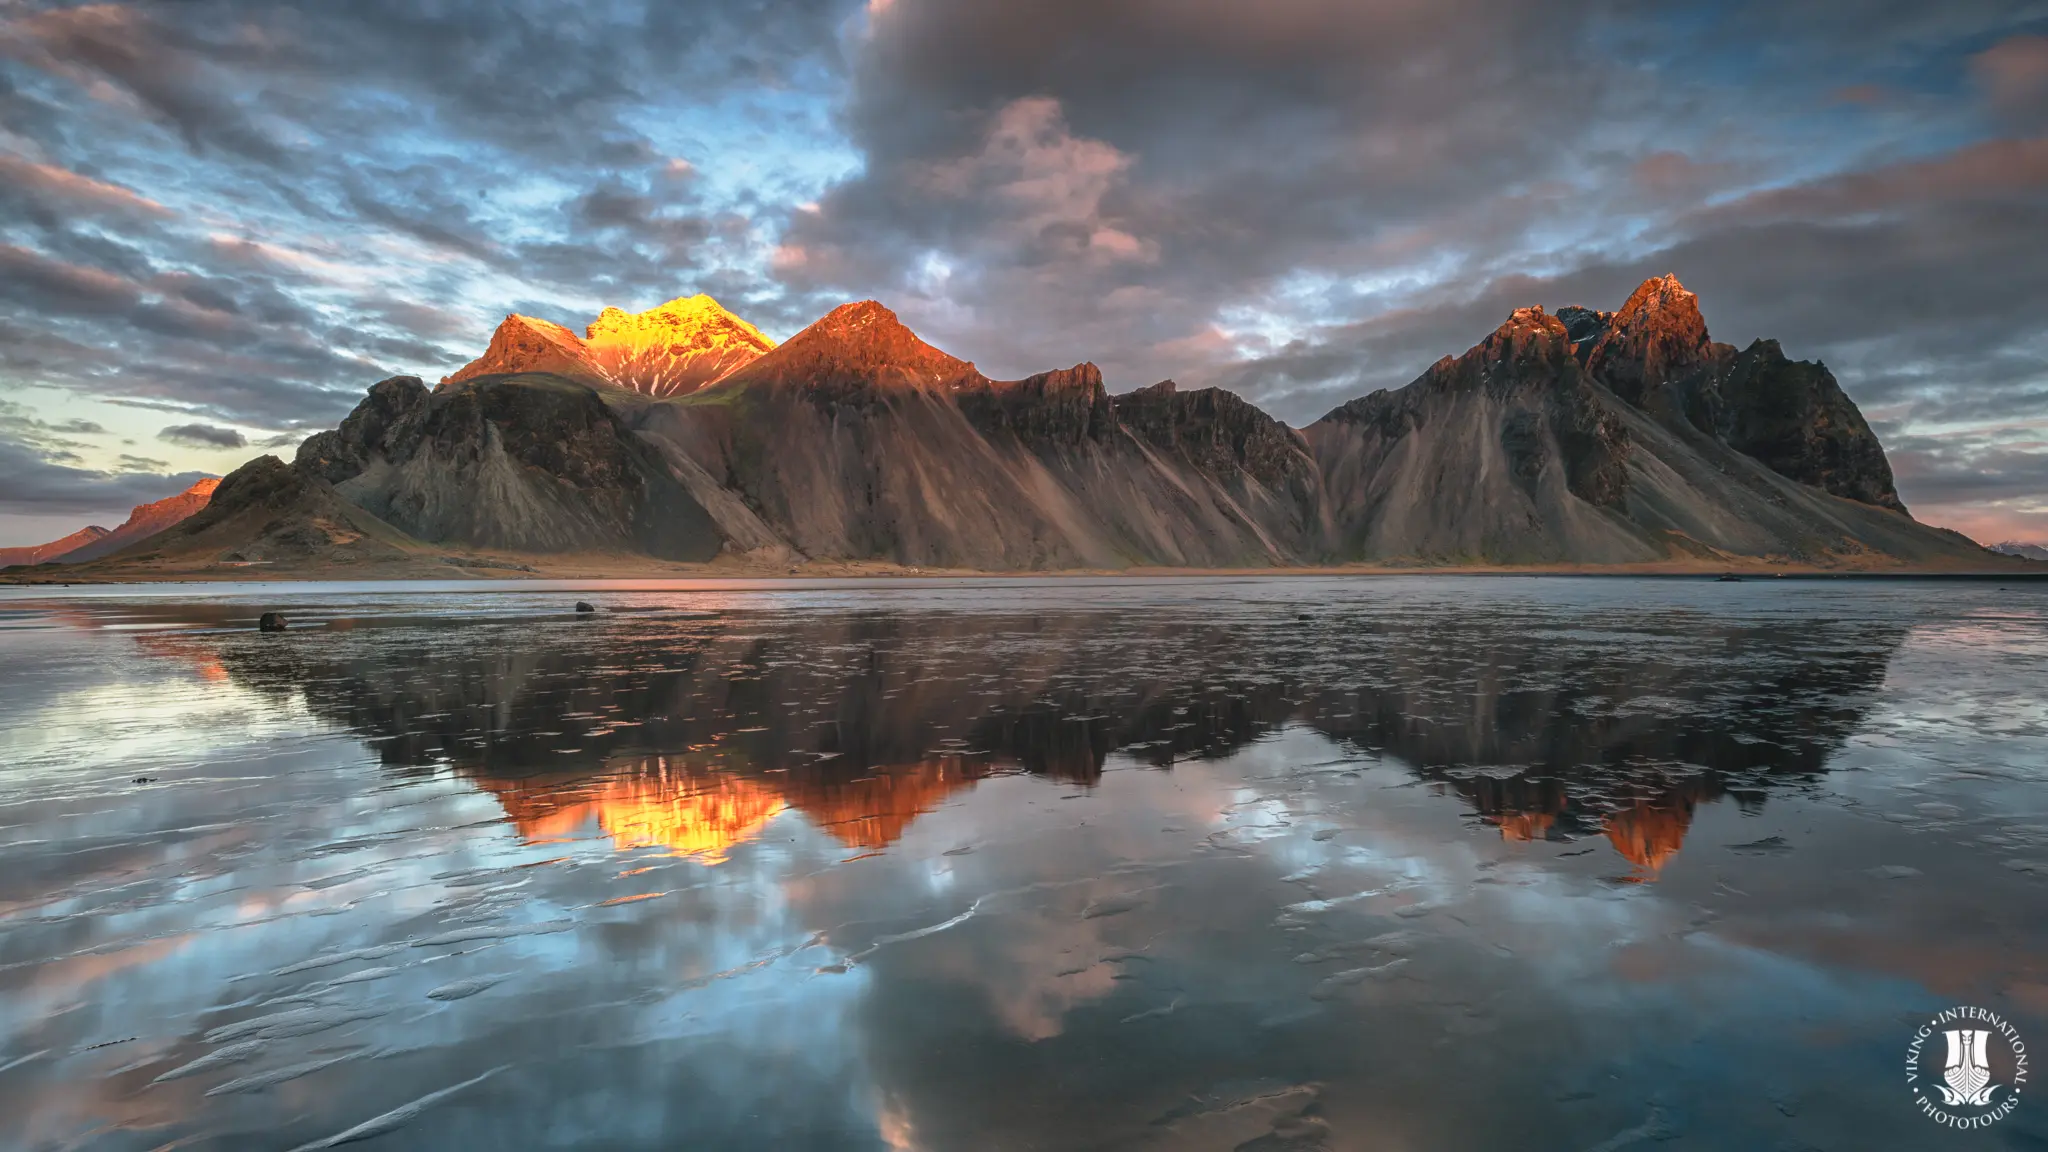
[444,295,776,398]
[49,276,2027,575]
[298,373,721,560]
[1557,275,1901,510]
[635,301,1322,567]
[1301,290,1966,565]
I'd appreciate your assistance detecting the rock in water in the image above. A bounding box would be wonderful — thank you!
[575,602,596,613]
[259,612,288,632]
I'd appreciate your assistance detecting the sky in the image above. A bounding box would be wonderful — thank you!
[1,0,2045,547]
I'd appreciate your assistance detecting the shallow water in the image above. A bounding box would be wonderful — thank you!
[2,576,2045,1151]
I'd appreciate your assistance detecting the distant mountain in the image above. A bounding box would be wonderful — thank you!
[0,477,218,569]
[0,525,109,569]
[1991,541,2048,561]
[444,295,775,398]
[70,477,221,561]
[46,277,2030,576]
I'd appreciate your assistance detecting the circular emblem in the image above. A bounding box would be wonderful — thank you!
[1906,1005,2029,1129]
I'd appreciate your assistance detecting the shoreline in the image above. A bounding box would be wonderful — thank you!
[4,554,2044,587]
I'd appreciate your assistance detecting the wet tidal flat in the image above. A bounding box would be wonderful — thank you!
[2,576,2046,1151]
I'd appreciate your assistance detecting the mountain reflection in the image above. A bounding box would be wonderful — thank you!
[480,755,989,858]
[202,602,1905,872]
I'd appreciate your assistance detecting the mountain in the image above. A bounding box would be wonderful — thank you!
[297,373,721,560]
[0,477,219,568]
[1302,285,1980,565]
[443,295,775,398]
[1991,541,2048,561]
[1561,275,1903,510]
[635,301,1323,568]
[107,455,425,568]
[37,275,2029,577]
[0,526,109,569]
[65,477,222,562]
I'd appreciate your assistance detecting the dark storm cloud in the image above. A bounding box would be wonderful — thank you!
[0,3,289,162]
[156,422,246,449]
[781,0,1639,382]
[1887,434,2048,505]
[0,242,143,314]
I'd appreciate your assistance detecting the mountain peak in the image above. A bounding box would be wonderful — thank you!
[1,475,222,567]
[1466,306,1572,371]
[1616,274,1702,326]
[442,296,774,396]
[444,313,598,388]
[723,299,977,392]
[583,294,775,396]
[1584,273,1712,404]
[810,299,904,336]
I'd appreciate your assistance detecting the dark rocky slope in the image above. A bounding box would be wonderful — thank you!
[1302,277,1983,565]
[1559,275,1902,510]
[635,302,1323,568]
[299,373,722,560]
[103,456,422,567]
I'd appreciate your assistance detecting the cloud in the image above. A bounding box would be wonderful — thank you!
[157,422,248,449]
[0,243,143,314]
[0,0,2043,544]
[1973,34,2048,126]
[0,153,170,228]
[0,402,208,522]
[0,3,289,162]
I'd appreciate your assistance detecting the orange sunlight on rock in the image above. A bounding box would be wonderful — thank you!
[443,295,776,397]
[1602,801,1695,876]
[479,756,988,860]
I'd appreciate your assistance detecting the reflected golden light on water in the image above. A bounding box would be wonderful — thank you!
[477,756,989,860]
[1602,800,1695,876]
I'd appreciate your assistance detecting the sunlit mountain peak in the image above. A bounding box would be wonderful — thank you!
[442,294,775,397]
[583,294,777,396]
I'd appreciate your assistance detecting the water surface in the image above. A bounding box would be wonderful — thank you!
[2,576,2045,1150]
